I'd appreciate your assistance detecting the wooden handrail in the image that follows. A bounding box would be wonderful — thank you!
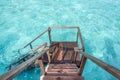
[23,29,48,49]
[74,48,120,79]
[0,48,49,80]
[7,43,47,69]
[50,26,79,29]
[19,26,84,51]
[81,51,120,79]
[77,27,85,51]
[29,43,47,54]
[48,27,52,44]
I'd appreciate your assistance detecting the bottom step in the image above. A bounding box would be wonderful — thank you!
[41,76,84,80]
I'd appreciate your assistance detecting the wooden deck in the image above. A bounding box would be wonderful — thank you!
[40,42,83,80]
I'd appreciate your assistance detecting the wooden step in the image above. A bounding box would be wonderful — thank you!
[48,63,77,69]
[42,76,84,80]
[47,68,78,72]
[46,72,79,76]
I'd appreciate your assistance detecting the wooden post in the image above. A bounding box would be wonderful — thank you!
[47,51,51,63]
[48,27,52,44]
[78,55,87,75]
[30,43,33,49]
[76,29,79,43]
[71,51,76,63]
[38,57,46,75]
[73,51,78,63]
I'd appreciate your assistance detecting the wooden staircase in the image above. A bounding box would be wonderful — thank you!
[40,42,83,80]
[0,27,120,80]
[41,63,84,80]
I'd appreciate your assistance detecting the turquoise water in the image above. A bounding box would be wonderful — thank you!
[0,0,120,80]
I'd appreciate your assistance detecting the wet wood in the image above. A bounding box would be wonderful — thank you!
[78,55,87,75]
[48,63,77,69]
[41,63,84,80]
[38,58,46,75]
[42,76,84,80]
[49,42,81,67]
[80,51,120,79]
[41,42,83,80]
[0,49,49,80]
[48,27,52,44]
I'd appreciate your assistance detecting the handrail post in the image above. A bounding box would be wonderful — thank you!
[48,27,52,44]
[74,47,87,76]
[76,29,79,43]
[30,43,33,49]
[78,55,87,75]
[38,57,46,75]
[78,27,85,51]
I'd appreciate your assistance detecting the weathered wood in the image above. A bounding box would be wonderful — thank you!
[52,46,59,62]
[80,51,120,79]
[74,49,120,79]
[72,51,77,63]
[78,28,85,51]
[7,43,47,69]
[41,63,84,80]
[49,42,80,66]
[48,63,77,69]
[23,29,48,48]
[76,30,79,43]
[78,55,87,75]
[48,27,52,44]
[40,42,83,80]
[50,26,79,29]
[0,48,49,80]
[46,51,51,63]
[38,58,46,75]
[42,76,84,80]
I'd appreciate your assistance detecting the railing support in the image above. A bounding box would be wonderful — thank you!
[38,57,46,75]
[77,28,85,51]
[78,55,87,75]
[0,49,49,80]
[75,47,120,79]
[48,27,52,44]
[30,43,33,49]
[72,51,78,63]
[76,30,79,43]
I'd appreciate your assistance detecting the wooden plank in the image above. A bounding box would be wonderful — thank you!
[47,69,78,72]
[48,63,77,69]
[38,58,46,75]
[46,72,79,76]
[0,48,49,80]
[80,51,120,79]
[48,27,52,44]
[40,42,83,80]
[49,42,59,53]
[41,63,83,80]
[49,42,81,67]
[42,76,84,80]
[78,55,87,75]
[50,26,79,29]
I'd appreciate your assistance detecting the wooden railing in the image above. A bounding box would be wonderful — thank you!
[1,26,119,80]
[74,47,120,79]
[0,47,49,80]
[17,26,84,53]
[50,26,85,51]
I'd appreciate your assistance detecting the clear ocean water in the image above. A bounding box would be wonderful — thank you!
[0,0,120,80]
